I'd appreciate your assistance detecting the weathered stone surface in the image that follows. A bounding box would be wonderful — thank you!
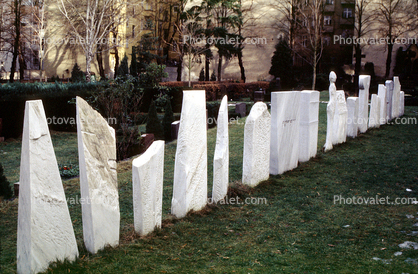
[212,95,229,202]
[377,84,387,125]
[324,71,337,151]
[332,90,348,145]
[385,80,394,121]
[392,77,401,119]
[132,141,164,236]
[171,90,207,218]
[242,102,271,186]
[171,120,180,140]
[76,96,119,254]
[400,91,405,116]
[299,90,319,162]
[17,100,78,274]
[358,75,371,133]
[368,94,381,128]
[346,97,359,138]
[270,91,300,175]
[235,103,246,117]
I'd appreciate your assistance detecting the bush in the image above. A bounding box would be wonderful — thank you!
[58,163,79,179]
[199,68,205,81]
[163,101,174,140]
[116,54,129,79]
[269,38,293,88]
[0,163,12,199]
[210,70,217,81]
[71,63,85,82]
[146,100,164,140]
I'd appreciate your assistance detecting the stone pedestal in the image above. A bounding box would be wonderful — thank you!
[132,141,164,236]
[298,90,319,162]
[242,102,270,187]
[17,100,78,274]
[377,84,387,125]
[171,121,180,140]
[346,97,359,138]
[171,90,207,218]
[358,75,371,133]
[76,96,119,254]
[392,77,401,119]
[368,94,381,128]
[212,96,229,202]
[270,91,300,175]
[385,80,394,121]
[400,91,405,116]
[235,103,246,118]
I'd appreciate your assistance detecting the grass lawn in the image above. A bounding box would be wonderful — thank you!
[1,92,418,273]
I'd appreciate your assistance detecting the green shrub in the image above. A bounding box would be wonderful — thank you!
[210,70,217,81]
[146,100,164,140]
[163,101,174,140]
[58,163,79,179]
[71,63,85,82]
[199,68,205,81]
[117,54,129,78]
[0,163,12,199]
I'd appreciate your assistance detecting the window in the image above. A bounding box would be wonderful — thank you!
[343,8,352,18]
[326,0,334,4]
[324,16,332,26]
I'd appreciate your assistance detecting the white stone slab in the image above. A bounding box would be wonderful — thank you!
[17,100,78,274]
[377,84,387,125]
[385,80,394,121]
[400,91,405,116]
[270,91,300,175]
[132,141,164,236]
[346,97,359,138]
[242,102,271,187]
[332,90,348,144]
[358,75,371,133]
[392,77,401,118]
[299,90,319,162]
[212,95,229,202]
[368,94,381,128]
[324,72,337,151]
[76,96,119,254]
[171,90,207,218]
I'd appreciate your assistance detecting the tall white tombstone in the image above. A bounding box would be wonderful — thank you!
[299,90,319,162]
[368,94,381,128]
[324,72,337,151]
[172,90,207,218]
[400,91,405,116]
[377,84,387,125]
[212,95,229,202]
[76,96,119,254]
[17,100,78,274]
[242,102,271,187]
[385,80,394,121]
[332,90,348,144]
[132,141,164,236]
[346,97,359,138]
[392,77,401,118]
[270,91,300,175]
[358,75,371,133]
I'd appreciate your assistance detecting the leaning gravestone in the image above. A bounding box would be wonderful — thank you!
[172,90,207,218]
[242,102,271,187]
[76,96,120,254]
[368,94,381,128]
[346,97,359,138]
[212,95,229,203]
[392,77,401,119]
[377,84,387,125]
[324,72,337,151]
[299,90,319,162]
[332,90,348,145]
[400,91,405,116]
[132,141,164,236]
[385,80,394,121]
[270,91,300,175]
[358,75,371,133]
[17,100,78,274]
[235,103,247,118]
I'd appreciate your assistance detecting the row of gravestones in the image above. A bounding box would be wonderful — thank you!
[324,72,405,152]
[17,74,404,273]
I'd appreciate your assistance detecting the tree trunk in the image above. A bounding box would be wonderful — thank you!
[237,49,246,83]
[10,0,21,83]
[97,48,105,79]
[385,42,393,79]
[354,44,362,96]
[177,58,182,81]
[18,50,25,81]
[217,54,222,82]
[86,52,93,82]
[312,47,317,90]
[205,47,210,81]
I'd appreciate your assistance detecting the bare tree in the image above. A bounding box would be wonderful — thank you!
[374,0,417,78]
[56,0,130,81]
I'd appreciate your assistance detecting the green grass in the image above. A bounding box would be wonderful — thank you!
[1,93,418,273]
